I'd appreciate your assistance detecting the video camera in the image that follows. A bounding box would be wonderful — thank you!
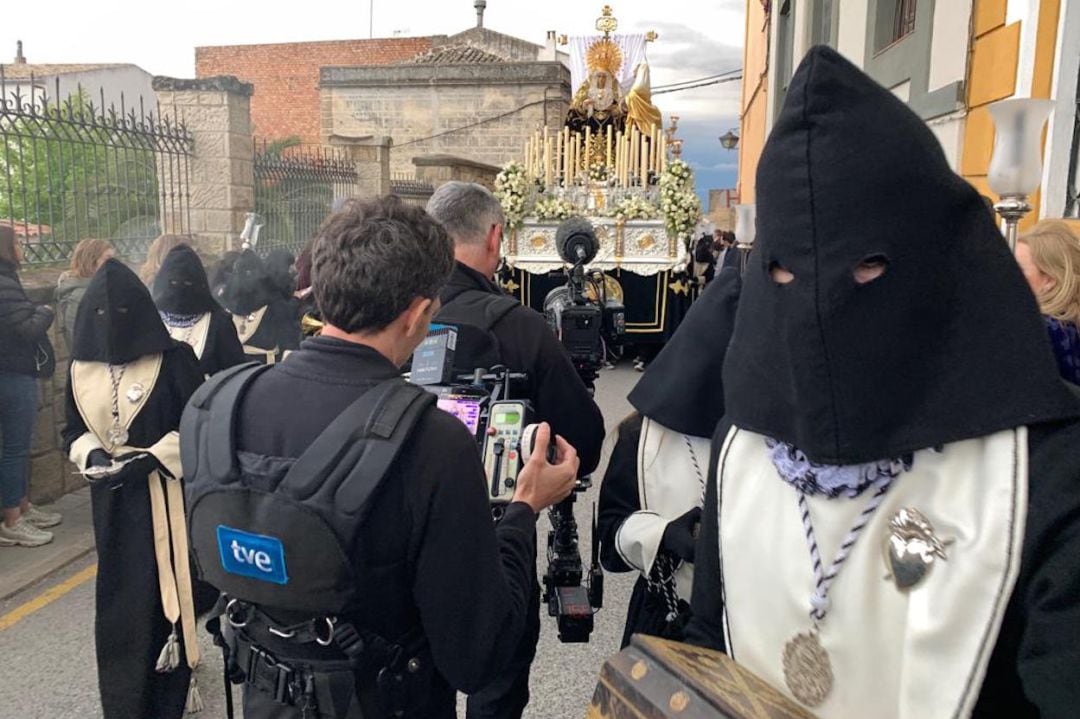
[409,327,603,642]
[543,217,626,389]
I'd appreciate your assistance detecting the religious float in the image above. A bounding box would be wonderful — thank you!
[494,5,703,351]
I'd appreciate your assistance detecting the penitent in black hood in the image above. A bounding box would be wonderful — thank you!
[721,46,1080,465]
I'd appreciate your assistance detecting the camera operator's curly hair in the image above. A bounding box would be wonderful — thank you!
[312,195,454,333]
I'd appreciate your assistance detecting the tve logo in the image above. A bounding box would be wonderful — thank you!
[216,525,289,585]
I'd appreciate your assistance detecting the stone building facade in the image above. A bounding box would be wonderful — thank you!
[196,24,571,175]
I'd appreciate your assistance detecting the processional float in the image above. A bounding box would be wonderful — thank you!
[497,5,702,349]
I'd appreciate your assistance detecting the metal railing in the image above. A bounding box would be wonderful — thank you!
[390,172,434,207]
[0,69,192,266]
[254,141,360,255]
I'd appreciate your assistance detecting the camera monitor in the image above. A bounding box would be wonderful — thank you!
[429,386,488,437]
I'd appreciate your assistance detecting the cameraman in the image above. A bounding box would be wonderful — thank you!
[426,182,605,718]
[189,196,579,718]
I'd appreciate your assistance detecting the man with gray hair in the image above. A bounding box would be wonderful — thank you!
[426,182,605,718]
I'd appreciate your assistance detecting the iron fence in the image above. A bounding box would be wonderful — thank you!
[390,172,434,207]
[0,69,192,266]
[254,141,360,256]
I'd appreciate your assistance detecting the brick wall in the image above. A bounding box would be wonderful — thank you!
[196,37,433,145]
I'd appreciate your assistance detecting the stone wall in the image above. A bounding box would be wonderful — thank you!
[320,63,571,176]
[413,154,501,189]
[154,76,256,257]
[21,282,80,504]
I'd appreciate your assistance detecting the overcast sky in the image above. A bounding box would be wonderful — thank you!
[1,0,744,200]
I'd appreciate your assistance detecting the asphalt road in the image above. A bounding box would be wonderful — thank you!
[0,364,642,719]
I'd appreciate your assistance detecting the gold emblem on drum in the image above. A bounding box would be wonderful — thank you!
[669,691,690,712]
[530,234,547,250]
[631,660,648,680]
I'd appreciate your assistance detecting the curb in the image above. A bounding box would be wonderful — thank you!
[0,536,97,602]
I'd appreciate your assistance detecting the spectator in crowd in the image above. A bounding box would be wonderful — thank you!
[55,238,114,351]
[1016,220,1080,384]
[139,234,189,286]
[0,225,61,547]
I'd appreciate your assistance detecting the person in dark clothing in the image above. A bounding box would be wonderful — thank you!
[426,182,606,719]
[598,268,739,648]
[195,195,578,718]
[62,258,205,718]
[153,243,246,377]
[216,249,301,363]
[0,226,60,547]
[685,47,1080,718]
[1015,220,1080,385]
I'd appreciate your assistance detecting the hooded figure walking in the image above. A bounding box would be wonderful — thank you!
[598,267,740,647]
[215,249,301,364]
[686,47,1080,718]
[153,243,246,378]
[62,259,206,718]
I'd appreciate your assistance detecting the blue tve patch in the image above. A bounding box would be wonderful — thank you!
[217,525,289,585]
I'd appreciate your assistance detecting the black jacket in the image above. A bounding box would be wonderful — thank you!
[235,337,539,717]
[439,262,606,475]
[0,261,54,376]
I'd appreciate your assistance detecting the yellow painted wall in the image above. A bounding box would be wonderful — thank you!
[736,0,770,202]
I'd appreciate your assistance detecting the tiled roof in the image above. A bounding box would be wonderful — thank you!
[407,44,505,65]
[0,63,136,80]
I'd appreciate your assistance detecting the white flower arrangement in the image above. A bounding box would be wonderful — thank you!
[606,195,660,221]
[659,159,702,242]
[533,195,576,221]
[494,161,529,229]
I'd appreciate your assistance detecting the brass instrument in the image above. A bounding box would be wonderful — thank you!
[300,313,324,337]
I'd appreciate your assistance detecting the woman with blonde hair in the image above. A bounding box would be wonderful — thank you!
[56,238,114,351]
[138,234,189,286]
[1016,220,1080,384]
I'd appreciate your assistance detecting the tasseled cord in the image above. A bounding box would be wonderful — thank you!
[156,626,181,673]
[186,675,204,714]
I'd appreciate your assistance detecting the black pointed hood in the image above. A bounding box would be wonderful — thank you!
[629,268,740,437]
[265,249,296,299]
[152,244,216,315]
[722,46,1080,465]
[71,258,174,364]
[216,249,275,315]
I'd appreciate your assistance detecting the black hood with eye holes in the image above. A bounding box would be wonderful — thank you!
[721,46,1080,465]
[152,244,216,315]
[71,258,174,364]
[216,250,276,315]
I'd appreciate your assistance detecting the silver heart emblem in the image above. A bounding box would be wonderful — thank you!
[126,383,145,404]
[884,508,951,592]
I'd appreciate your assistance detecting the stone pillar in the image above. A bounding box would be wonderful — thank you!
[153,76,255,256]
[328,134,393,198]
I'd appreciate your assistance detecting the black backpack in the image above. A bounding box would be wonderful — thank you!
[181,362,434,615]
[434,287,519,377]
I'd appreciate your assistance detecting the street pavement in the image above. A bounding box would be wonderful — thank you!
[0,364,642,719]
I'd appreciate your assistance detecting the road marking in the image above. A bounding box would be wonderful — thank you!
[0,563,97,631]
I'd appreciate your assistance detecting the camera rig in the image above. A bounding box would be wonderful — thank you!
[410,333,603,642]
[543,217,626,390]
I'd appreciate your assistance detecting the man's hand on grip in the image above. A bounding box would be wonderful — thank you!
[513,422,579,513]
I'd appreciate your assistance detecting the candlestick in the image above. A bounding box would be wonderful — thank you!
[606,125,613,170]
[544,133,553,189]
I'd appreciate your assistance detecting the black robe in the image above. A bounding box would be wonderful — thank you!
[686,412,1080,717]
[163,308,246,377]
[62,345,204,719]
[234,298,301,363]
[598,414,692,647]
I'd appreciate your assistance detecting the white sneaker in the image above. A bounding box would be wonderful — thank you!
[23,504,62,529]
[0,518,54,547]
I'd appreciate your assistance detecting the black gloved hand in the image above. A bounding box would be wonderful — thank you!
[661,507,702,563]
[113,452,163,479]
[86,449,113,469]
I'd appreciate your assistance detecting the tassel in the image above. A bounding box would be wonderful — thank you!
[155,628,181,673]
[185,676,204,714]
